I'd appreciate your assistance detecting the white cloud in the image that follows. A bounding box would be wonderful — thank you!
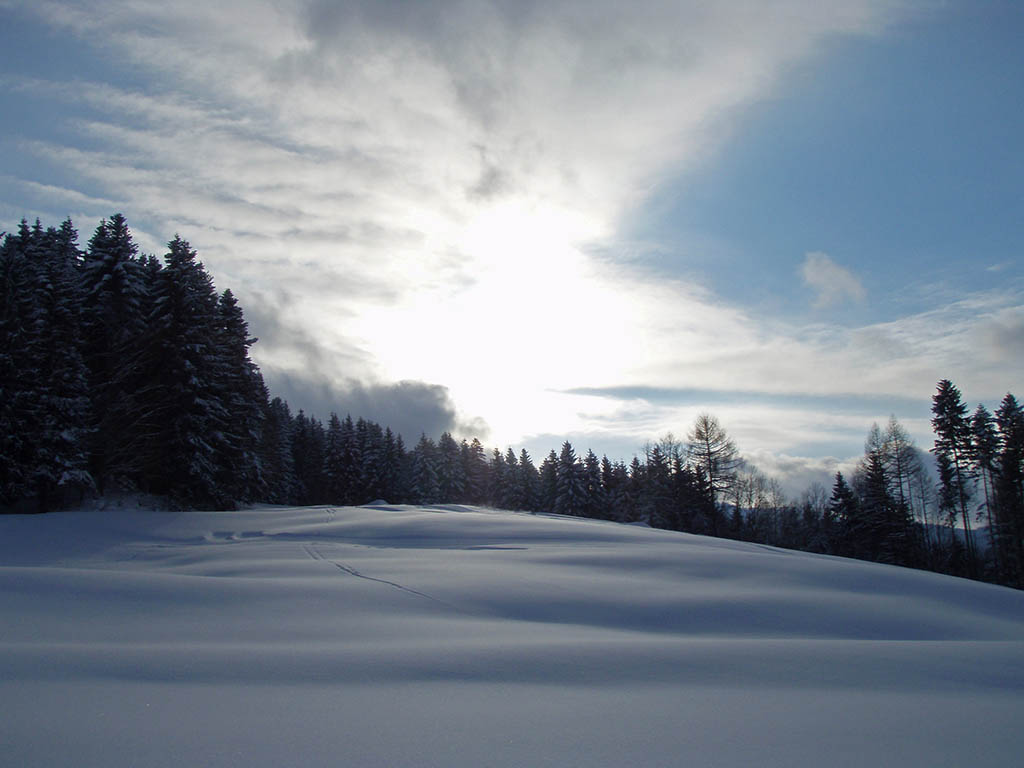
[800,251,866,309]
[741,449,857,500]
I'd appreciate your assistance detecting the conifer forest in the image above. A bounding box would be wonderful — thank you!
[3,215,1023,589]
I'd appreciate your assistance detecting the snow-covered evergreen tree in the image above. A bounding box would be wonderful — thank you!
[357,418,386,502]
[291,411,326,505]
[436,432,466,502]
[581,449,604,519]
[80,213,148,492]
[517,449,539,512]
[380,427,406,503]
[135,236,230,507]
[410,434,439,504]
[537,450,558,513]
[260,395,298,504]
[214,289,264,503]
[0,224,43,506]
[323,413,347,504]
[461,438,487,504]
[0,221,92,509]
[29,221,92,508]
[601,457,629,522]
[501,447,520,509]
[338,414,358,503]
[642,445,671,527]
[555,441,586,516]
[487,447,508,508]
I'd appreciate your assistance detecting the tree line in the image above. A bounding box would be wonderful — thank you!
[1,215,262,510]
[2,215,1021,588]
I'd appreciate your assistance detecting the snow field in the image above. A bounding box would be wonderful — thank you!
[2,503,1023,767]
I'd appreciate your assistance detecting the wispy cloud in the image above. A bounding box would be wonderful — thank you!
[800,251,866,309]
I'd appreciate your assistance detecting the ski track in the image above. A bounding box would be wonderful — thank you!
[301,542,454,608]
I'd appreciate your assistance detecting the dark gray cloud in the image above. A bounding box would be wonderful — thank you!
[263,368,489,442]
[241,287,490,440]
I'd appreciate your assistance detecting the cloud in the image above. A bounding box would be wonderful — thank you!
[800,251,866,308]
[263,368,489,443]
[563,386,923,413]
[977,305,1024,362]
[986,261,1012,273]
[741,450,855,500]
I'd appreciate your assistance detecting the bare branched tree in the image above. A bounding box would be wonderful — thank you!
[687,413,740,507]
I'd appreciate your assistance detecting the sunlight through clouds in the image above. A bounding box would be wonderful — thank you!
[5,0,1021,483]
[350,197,641,442]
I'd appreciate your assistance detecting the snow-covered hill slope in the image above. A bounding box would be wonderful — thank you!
[3,504,1023,767]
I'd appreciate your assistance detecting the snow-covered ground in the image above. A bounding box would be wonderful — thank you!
[3,503,1023,767]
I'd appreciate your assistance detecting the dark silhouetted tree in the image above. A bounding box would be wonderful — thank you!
[688,413,739,533]
[80,213,148,491]
[931,380,977,571]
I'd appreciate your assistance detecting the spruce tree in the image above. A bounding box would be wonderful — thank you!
[828,471,859,557]
[643,445,672,528]
[410,434,439,504]
[0,224,43,506]
[28,221,92,509]
[971,404,1000,576]
[581,449,604,519]
[994,394,1024,584]
[0,221,92,510]
[436,432,466,502]
[857,450,915,565]
[323,413,347,503]
[488,447,507,507]
[291,411,326,505]
[339,415,358,503]
[931,380,977,569]
[214,289,264,503]
[80,214,148,492]
[259,395,298,504]
[461,438,487,504]
[355,418,385,502]
[624,456,645,524]
[669,458,704,534]
[517,448,539,511]
[554,441,586,516]
[537,450,559,513]
[381,428,406,503]
[136,236,229,507]
[501,447,520,509]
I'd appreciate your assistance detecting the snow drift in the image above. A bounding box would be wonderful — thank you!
[2,503,1023,766]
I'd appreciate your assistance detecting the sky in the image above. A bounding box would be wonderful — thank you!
[2,0,1022,495]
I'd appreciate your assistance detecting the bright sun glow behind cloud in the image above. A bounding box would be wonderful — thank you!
[352,197,642,444]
